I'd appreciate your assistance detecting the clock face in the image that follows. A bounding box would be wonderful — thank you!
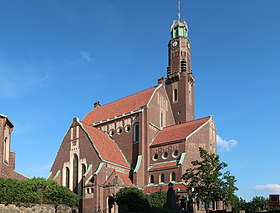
[187,42,191,49]
[172,40,178,48]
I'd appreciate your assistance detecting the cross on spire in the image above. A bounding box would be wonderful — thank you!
[178,0,181,22]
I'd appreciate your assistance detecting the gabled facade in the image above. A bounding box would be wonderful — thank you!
[49,6,219,213]
[0,114,27,180]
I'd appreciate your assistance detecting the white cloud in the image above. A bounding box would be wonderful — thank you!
[80,50,92,62]
[255,184,280,193]
[217,135,238,151]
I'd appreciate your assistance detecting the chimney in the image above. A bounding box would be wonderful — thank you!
[157,76,165,86]
[94,101,101,108]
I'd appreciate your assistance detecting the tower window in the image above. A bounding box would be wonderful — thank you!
[133,123,139,143]
[173,89,178,102]
[3,137,8,163]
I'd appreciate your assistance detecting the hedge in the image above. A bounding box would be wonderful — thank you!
[0,177,79,207]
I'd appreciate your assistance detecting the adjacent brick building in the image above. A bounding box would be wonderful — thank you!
[49,10,218,213]
[0,114,26,180]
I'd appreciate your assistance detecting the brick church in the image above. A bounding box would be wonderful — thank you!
[0,114,26,180]
[49,4,217,213]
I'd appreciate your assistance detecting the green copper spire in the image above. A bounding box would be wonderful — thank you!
[170,0,188,39]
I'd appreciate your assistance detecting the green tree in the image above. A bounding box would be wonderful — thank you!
[245,196,268,213]
[182,148,238,213]
[148,191,167,209]
[115,187,149,212]
[0,177,79,207]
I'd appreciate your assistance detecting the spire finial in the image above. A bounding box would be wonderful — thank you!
[178,0,181,22]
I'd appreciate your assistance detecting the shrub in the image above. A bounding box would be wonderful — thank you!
[0,177,79,207]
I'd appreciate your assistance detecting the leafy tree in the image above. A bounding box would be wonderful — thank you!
[115,187,149,212]
[0,177,79,207]
[148,191,167,209]
[182,148,238,213]
[245,196,268,213]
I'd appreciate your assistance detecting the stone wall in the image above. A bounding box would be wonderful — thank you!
[0,204,77,213]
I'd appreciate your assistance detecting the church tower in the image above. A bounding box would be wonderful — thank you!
[165,0,194,124]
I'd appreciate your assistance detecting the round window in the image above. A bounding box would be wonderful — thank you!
[172,150,179,158]
[117,127,122,135]
[109,130,115,136]
[162,152,169,159]
[125,125,131,132]
[153,154,159,161]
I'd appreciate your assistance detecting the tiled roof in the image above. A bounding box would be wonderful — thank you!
[151,116,211,147]
[103,170,133,187]
[83,87,158,124]
[82,123,129,168]
[149,161,178,171]
[143,183,188,194]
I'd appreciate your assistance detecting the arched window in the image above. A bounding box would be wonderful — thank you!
[150,175,154,184]
[173,89,178,102]
[73,155,79,194]
[133,123,139,143]
[171,172,176,182]
[66,167,70,188]
[160,174,165,183]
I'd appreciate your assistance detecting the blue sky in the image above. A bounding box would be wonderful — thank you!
[1,0,280,201]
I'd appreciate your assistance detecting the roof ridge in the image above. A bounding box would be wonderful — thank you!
[161,115,211,130]
[83,86,157,118]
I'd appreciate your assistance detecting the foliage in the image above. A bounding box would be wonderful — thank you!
[182,147,238,213]
[116,187,168,212]
[115,187,149,212]
[0,177,79,207]
[147,191,167,209]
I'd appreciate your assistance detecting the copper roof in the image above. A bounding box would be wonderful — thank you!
[151,116,211,147]
[82,123,129,168]
[83,87,157,124]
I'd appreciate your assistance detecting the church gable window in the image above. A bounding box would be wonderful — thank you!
[150,175,154,184]
[66,167,70,188]
[73,154,79,194]
[171,172,176,182]
[160,174,165,183]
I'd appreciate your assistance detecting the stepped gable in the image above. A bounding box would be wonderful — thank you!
[82,122,129,168]
[151,116,211,147]
[83,86,158,124]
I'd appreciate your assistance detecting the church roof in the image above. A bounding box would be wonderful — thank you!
[151,116,211,147]
[82,122,129,168]
[83,86,158,125]
[149,161,178,171]
[142,182,188,194]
